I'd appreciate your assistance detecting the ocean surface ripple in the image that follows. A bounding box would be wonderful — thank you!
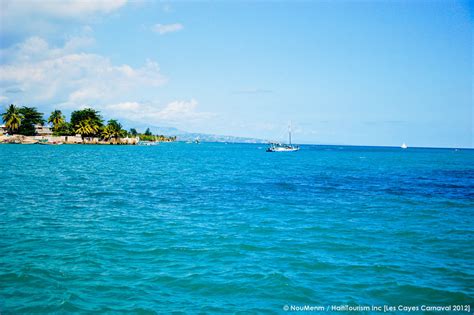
[1,143,473,313]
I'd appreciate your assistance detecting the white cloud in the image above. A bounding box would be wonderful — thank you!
[159,99,214,121]
[1,0,127,19]
[152,23,184,35]
[1,36,95,63]
[0,36,167,106]
[0,36,214,129]
[106,101,142,112]
[105,99,215,126]
[0,0,127,37]
[63,36,96,52]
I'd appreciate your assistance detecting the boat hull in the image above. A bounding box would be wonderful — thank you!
[266,146,299,152]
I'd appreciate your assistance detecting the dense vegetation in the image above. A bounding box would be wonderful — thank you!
[18,107,46,136]
[1,104,176,142]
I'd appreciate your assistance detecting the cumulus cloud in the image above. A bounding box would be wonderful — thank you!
[152,23,184,35]
[1,36,95,64]
[0,35,214,129]
[0,36,166,106]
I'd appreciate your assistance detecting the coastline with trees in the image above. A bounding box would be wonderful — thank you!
[0,104,176,145]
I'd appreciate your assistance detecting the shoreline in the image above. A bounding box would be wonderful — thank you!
[0,134,143,145]
[1,135,471,150]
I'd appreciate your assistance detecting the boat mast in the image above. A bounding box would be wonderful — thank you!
[288,122,292,145]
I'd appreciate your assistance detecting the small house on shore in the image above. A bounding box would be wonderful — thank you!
[34,125,53,137]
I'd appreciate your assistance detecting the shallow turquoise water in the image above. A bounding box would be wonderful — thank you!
[0,143,473,313]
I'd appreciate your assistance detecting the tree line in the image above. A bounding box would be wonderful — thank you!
[1,104,176,142]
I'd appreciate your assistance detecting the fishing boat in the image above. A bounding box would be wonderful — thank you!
[38,139,63,145]
[401,142,408,149]
[266,123,299,152]
[20,139,38,144]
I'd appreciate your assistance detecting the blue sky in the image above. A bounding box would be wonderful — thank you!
[0,0,472,147]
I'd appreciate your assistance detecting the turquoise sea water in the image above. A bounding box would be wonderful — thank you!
[1,143,473,313]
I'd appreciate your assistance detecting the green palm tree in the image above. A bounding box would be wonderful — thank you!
[102,125,114,141]
[102,119,125,143]
[48,110,65,131]
[75,118,99,140]
[1,104,23,134]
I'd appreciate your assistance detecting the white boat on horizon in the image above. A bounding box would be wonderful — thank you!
[401,142,408,149]
[138,141,158,146]
[266,123,299,152]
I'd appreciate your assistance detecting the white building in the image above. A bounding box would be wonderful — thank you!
[34,125,53,137]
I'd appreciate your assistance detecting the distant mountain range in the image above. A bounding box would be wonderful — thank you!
[147,126,267,143]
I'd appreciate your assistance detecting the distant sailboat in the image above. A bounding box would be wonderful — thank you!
[266,123,299,152]
[401,143,408,149]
